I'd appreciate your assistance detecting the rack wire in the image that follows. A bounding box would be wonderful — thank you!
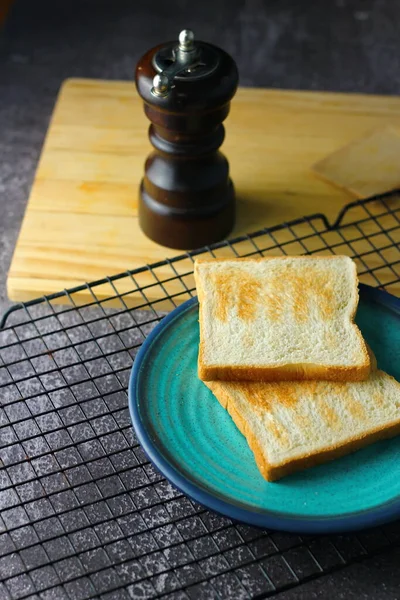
[0,190,400,600]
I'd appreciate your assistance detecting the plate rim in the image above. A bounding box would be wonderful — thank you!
[128,283,400,533]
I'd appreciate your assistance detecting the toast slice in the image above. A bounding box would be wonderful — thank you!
[195,256,370,382]
[205,370,400,481]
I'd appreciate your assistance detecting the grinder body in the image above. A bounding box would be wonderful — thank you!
[135,30,239,249]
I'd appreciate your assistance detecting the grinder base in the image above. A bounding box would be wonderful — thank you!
[139,180,235,250]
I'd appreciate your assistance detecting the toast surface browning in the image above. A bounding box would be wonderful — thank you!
[195,256,370,382]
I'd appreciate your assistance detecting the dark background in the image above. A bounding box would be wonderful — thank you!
[1,2,400,598]
[1,0,400,315]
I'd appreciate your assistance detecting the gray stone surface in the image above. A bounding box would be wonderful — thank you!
[275,547,400,599]
[1,0,400,319]
[1,3,400,597]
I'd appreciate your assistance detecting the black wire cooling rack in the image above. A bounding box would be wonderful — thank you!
[1,190,400,600]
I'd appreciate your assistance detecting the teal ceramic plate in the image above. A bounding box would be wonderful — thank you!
[129,284,400,533]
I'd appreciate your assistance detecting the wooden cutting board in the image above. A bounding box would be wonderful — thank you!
[8,78,400,305]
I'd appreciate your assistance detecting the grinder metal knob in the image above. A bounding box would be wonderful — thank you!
[151,29,199,97]
[152,73,169,97]
[178,28,194,49]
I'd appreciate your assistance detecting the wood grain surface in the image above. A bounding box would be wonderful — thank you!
[312,126,400,198]
[7,78,400,306]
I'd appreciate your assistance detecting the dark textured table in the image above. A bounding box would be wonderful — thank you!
[1,1,400,599]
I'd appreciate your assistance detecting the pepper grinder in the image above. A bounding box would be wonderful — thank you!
[135,29,239,249]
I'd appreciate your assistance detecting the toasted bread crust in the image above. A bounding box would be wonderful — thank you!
[206,380,400,482]
[195,256,370,383]
[195,256,358,265]
[264,421,400,481]
[199,362,371,382]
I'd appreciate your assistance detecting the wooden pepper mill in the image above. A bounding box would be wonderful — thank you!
[135,29,239,249]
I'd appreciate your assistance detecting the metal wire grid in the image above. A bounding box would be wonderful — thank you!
[0,191,400,600]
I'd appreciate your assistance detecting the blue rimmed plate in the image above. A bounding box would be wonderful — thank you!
[128,284,400,533]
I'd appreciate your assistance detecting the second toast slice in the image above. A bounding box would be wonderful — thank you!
[205,370,400,481]
[195,256,370,382]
